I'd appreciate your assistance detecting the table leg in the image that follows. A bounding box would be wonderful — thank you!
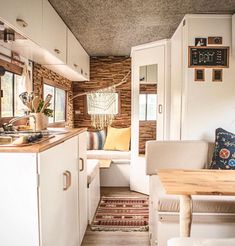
[180,195,192,237]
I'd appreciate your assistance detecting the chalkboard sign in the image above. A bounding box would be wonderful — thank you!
[188,46,229,68]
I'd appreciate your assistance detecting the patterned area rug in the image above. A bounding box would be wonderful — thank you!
[91,196,149,232]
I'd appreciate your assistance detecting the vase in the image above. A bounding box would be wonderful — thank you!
[30,113,48,131]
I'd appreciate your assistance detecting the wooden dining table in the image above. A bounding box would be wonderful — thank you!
[157,169,235,237]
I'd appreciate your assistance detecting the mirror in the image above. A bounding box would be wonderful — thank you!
[139,64,157,155]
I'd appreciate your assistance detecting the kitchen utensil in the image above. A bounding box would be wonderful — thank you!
[40,94,52,113]
[19,92,31,110]
[19,92,28,105]
[32,96,40,113]
[29,91,34,102]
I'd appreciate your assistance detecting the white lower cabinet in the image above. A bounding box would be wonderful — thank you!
[0,134,87,246]
[38,136,80,246]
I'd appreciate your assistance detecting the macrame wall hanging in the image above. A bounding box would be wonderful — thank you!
[72,70,130,130]
[87,86,118,129]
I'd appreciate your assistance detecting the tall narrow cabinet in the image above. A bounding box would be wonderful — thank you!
[170,14,235,141]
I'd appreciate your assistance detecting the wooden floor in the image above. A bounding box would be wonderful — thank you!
[81,187,150,246]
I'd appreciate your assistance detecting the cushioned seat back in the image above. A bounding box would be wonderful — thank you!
[146,140,209,175]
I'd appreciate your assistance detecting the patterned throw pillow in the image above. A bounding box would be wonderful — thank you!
[87,130,106,150]
[210,128,235,170]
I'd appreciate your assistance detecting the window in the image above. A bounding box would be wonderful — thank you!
[43,83,66,123]
[139,94,157,121]
[0,71,27,117]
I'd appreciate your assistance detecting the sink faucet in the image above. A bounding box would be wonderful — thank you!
[8,115,37,132]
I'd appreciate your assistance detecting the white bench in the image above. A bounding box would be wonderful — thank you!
[87,150,131,187]
[87,159,100,224]
[168,238,235,246]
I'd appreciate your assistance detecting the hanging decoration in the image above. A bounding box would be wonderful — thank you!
[73,70,131,130]
[87,86,118,129]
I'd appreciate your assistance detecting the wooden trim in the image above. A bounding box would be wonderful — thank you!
[0,52,25,66]
[188,46,229,68]
[43,78,69,91]
[194,69,205,81]
[212,69,223,82]
[0,58,23,75]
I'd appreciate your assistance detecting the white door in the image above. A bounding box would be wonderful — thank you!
[130,42,168,194]
[78,132,88,243]
[38,137,79,246]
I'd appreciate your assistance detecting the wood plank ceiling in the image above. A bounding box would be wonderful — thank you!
[49,0,235,56]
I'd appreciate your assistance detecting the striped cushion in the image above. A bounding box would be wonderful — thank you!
[87,130,106,150]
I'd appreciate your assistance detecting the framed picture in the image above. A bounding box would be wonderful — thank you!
[195,38,207,47]
[212,69,223,82]
[194,69,205,82]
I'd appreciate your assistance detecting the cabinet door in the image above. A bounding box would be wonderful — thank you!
[38,137,79,246]
[78,131,88,243]
[42,0,67,64]
[0,0,43,45]
[67,29,90,80]
[0,153,39,246]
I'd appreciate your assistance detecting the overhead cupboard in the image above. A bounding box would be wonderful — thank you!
[0,0,89,81]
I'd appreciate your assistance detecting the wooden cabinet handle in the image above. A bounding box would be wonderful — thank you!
[63,170,71,190]
[16,18,28,28]
[79,157,84,172]
[54,48,61,54]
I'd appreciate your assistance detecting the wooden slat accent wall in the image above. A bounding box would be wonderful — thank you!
[33,63,74,127]
[73,56,131,130]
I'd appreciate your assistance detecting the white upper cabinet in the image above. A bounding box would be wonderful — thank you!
[0,0,90,81]
[0,0,43,45]
[67,29,90,80]
[42,0,67,64]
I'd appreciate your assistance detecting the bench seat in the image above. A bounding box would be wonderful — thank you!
[168,238,235,246]
[87,150,131,187]
[158,196,235,214]
[87,159,100,224]
[87,150,130,163]
[87,159,100,185]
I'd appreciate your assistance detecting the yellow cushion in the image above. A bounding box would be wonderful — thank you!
[104,126,131,151]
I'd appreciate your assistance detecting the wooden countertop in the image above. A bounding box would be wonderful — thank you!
[0,128,87,153]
